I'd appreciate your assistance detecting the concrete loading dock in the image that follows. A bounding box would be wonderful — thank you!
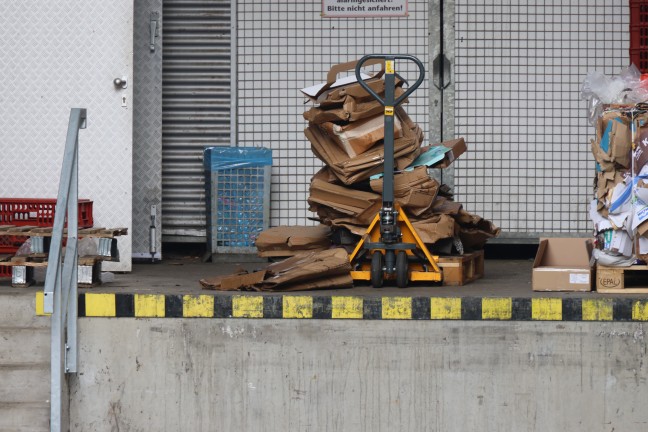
[1,1,646,431]
[3,256,648,431]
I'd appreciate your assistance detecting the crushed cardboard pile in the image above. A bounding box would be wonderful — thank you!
[588,107,648,265]
[301,61,500,254]
[200,248,353,291]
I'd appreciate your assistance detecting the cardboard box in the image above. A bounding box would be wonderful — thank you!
[320,114,403,157]
[430,138,467,169]
[305,122,422,185]
[308,178,382,225]
[594,114,632,169]
[532,238,593,292]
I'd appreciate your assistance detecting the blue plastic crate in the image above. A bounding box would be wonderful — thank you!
[204,147,272,255]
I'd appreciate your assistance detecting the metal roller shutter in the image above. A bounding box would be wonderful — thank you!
[162,0,231,241]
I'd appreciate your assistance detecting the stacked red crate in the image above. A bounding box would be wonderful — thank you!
[630,1,648,72]
[0,199,93,277]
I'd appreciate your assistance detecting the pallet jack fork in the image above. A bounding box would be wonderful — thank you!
[349,54,442,288]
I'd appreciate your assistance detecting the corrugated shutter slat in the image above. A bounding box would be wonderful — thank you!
[162,0,231,240]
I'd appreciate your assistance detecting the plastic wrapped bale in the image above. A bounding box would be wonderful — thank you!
[203,147,272,259]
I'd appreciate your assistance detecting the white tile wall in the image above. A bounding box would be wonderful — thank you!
[455,0,630,233]
[237,0,430,226]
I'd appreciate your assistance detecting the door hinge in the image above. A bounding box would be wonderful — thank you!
[432,53,451,90]
[150,12,159,52]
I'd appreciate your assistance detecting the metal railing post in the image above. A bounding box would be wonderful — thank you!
[44,108,86,432]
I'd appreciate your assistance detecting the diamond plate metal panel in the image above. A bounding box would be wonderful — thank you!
[133,0,163,259]
[0,1,134,271]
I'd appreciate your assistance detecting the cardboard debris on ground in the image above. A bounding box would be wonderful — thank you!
[200,248,353,292]
[255,225,332,257]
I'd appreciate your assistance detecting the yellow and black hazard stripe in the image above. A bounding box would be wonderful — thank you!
[35,293,648,321]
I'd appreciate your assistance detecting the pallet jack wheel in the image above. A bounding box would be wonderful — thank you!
[370,251,384,288]
[396,250,408,288]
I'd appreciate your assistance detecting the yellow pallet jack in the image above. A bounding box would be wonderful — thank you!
[349,54,442,288]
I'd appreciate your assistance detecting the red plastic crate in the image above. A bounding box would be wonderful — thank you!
[630,48,648,74]
[630,1,648,72]
[0,198,93,227]
[630,1,648,27]
[0,265,10,278]
[0,198,93,254]
[631,25,648,50]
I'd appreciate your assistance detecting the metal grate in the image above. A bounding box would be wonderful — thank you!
[236,1,430,227]
[209,167,271,254]
[454,1,630,237]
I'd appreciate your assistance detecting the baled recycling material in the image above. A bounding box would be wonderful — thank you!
[581,66,648,265]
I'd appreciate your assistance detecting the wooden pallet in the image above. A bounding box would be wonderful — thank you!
[2,255,105,287]
[596,264,648,293]
[0,226,127,238]
[438,250,485,286]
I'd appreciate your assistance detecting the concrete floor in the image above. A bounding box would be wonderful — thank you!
[0,256,641,298]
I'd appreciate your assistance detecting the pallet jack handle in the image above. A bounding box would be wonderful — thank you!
[354,54,425,108]
[355,55,425,242]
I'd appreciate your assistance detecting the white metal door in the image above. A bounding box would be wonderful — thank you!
[0,1,134,270]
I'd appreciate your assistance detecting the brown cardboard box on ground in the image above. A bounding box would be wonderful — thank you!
[532,238,593,292]
[200,248,353,292]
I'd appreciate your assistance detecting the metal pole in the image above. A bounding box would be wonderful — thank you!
[46,108,86,432]
[382,56,395,207]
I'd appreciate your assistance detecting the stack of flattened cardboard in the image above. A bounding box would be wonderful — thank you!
[589,107,648,264]
[200,248,353,291]
[301,64,500,254]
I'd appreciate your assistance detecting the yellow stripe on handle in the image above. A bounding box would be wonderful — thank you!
[386,60,394,74]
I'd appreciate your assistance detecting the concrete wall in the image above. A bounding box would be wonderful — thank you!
[70,319,648,432]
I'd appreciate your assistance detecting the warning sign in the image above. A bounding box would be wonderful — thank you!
[322,0,408,18]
